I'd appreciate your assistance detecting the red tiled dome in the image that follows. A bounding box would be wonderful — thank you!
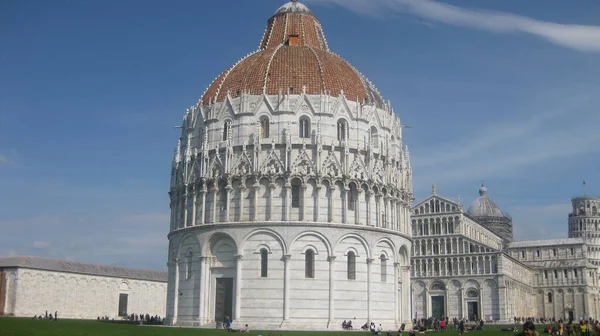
[201,1,384,108]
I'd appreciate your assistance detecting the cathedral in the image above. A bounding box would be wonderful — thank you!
[411,185,600,323]
[166,1,413,330]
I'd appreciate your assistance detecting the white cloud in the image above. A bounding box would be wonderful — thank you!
[31,241,51,249]
[410,97,600,190]
[0,149,17,165]
[308,0,600,52]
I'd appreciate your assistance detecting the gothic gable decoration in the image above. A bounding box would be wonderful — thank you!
[260,146,285,175]
[206,153,225,180]
[371,157,385,184]
[293,87,317,115]
[232,150,253,176]
[348,152,368,180]
[321,147,343,178]
[291,144,316,176]
[252,94,275,115]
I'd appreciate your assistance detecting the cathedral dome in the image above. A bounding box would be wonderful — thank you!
[201,0,384,108]
[467,185,506,218]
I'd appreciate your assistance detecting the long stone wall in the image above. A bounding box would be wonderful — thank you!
[4,268,166,319]
[0,272,6,315]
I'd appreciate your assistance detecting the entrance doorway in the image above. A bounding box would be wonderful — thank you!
[431,296,445,318]
[215,278,233,322]
[568,310,574,321]
[118,293,128,317]
[467,301,479,321]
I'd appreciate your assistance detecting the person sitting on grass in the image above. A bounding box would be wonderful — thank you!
[515,321,539,336]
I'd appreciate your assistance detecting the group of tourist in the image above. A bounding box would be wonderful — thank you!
[32,311,58,321]
[96,313,163,325]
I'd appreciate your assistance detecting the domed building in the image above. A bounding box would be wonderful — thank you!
[467,184,513,242]
[166,1,413,330]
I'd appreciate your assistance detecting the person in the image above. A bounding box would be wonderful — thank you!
[516,321,539,336]
[458,320,465,336]
[224,316,231,331]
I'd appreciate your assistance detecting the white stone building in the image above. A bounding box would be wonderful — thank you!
[411,186,600,322]
[166,1,413,330]
[0,256,167,319]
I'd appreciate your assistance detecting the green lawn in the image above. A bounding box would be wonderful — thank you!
[0,317,542,336]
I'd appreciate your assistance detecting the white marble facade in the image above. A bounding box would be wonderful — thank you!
[411,187,600,322]
[0,257,167,319]
[166,89,414,329]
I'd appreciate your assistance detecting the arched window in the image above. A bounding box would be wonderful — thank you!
[305,249,315,278]
[223,119,232,141]
[260,116,270,138]
[291,179,301,208]
[547,292,553,303]
[337,119,347,142]
[299,116,311,138]
[380,254,387,282]
[347,183,356,211]
[219,181,228,211]
[370,126,378,148]
[186,251,193,280]
[347,251,356,280]
[260,248,268,278]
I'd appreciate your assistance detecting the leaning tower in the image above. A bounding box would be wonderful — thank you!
[165,1,414,330]
[568,195,600,265]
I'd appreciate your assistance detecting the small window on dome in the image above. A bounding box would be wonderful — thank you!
[287,34,300,46]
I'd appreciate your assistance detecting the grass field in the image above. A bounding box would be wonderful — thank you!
[0,317,542,336]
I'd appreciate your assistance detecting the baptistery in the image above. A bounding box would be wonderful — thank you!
[166,1,413,330]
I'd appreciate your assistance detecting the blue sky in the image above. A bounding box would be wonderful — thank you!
[1,0,599,271]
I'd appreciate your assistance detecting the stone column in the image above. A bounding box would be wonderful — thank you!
[239,185,246,222]
[328,186,334,222]
[173,258,180,324]
[283,183,290,221]
[367,258,374,321]
[169,199,175,231]
[328,256,336,325]
[183,190,189,227]
[234,255,242,320]
[315,185,322,222]
[425,288,430,317]
[225,185,233,222]
[283,254,291,321]
[200,188,206,224]
[366,191,373,226]
[342,186,348,224]
[253,183,260,221]
[356,189,363,224]
[268,183,276,221]
[460,287,465,319]
[394,262,400,325]
[211,185,218,223]
[479,287,484,321]
[198,256,206,322]
[302,184,308,221]
[583,289,588,318]
[191,188,198,226]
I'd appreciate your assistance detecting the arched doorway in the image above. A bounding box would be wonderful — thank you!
[465,289,480,321]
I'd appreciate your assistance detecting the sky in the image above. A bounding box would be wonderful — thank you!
[1,0,599,271]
